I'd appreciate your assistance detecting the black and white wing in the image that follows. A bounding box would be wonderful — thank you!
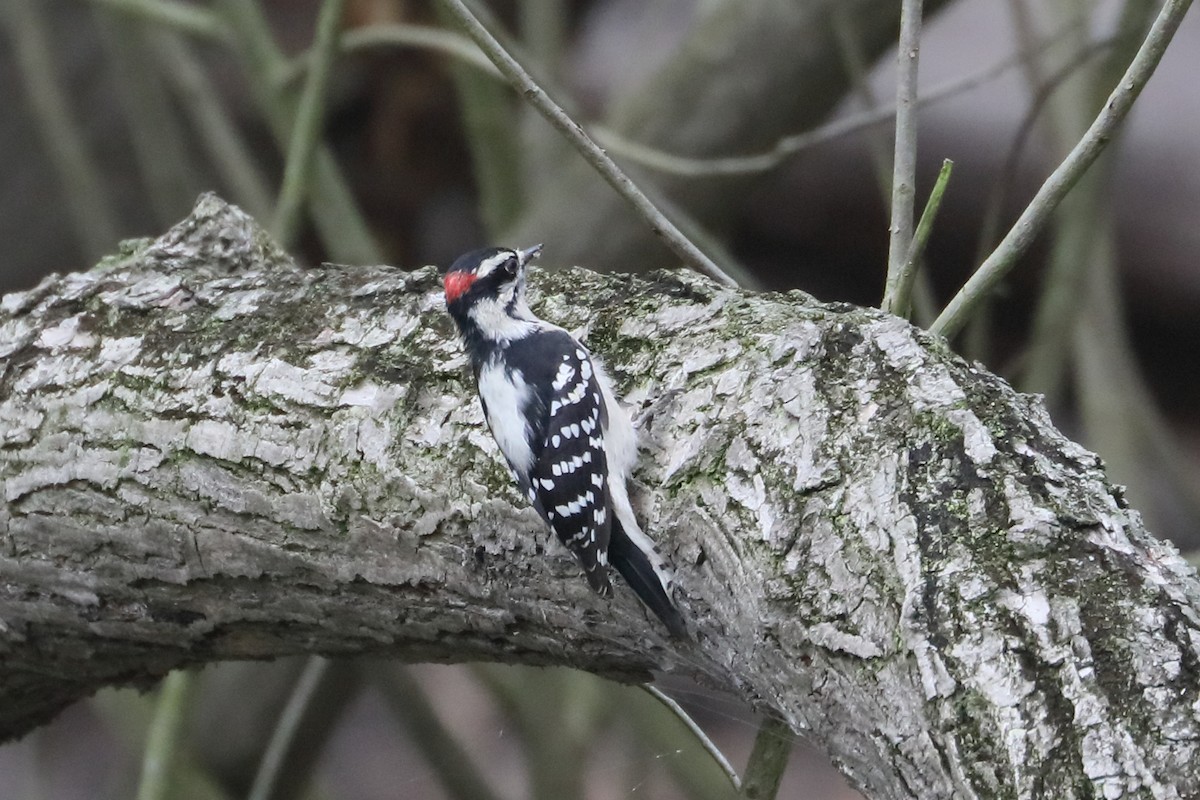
[514,334,613,594]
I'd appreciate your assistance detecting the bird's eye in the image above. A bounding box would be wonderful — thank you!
[503,255,520,274]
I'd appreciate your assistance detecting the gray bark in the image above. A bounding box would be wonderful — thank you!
[2,195,1198,799]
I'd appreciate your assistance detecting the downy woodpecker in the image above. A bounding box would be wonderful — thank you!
[443,245,686,637]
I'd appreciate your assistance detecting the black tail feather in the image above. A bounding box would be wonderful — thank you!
[609,522,688,638]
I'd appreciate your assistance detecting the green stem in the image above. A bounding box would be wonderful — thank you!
[434,4,522,236]
[3,0,118,261]
[151,31,274,219]
[89,0,224,40]
[215,0,380,263]
[738,716,792,800]
[276,24,501,87]
[135,670,193,800]
[371,665,503,800]
[891,158,954,319]
[243,657,331,800]
[93,7,200,226]
[272,0,346,248]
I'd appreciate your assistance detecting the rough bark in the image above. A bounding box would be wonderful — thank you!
[2,196,1198,799]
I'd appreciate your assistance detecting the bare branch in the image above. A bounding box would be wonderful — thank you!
[434,0,739,287]
[930,0,1194,338]
[882,0,923,316]
[588,20,1075,181]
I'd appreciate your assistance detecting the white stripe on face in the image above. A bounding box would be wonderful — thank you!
[475,250,517,279]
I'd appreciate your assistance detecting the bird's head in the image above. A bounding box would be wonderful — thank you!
[443,244,543,313]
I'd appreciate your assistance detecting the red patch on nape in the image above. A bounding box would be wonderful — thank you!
[444,271,476,304]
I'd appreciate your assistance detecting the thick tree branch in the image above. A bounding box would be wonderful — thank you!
[2,196,1198,798]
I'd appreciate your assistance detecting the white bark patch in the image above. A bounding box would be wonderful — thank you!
[36,314,94,350]
[0,317,36,358]
[0,406,43,446]
[679,347,724,377]
[212,288,269,320]
[998,587,1050,627]
[99,272,189,309]
[325,308,415,347]
[97,336,143,370]
[350,416,390,468]
[806,621,883,658]
[945,409,997,465]
[186,420,242,461]
[913,635,957,699]
[13,354,97,394]
[873,318,926,371]
[339,381,403,413]
[216,352,343,407]
[6,441,132,502]
[778,367,838,492]
[639,293,727,332]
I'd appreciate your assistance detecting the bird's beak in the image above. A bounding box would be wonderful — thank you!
[517,244,543,267]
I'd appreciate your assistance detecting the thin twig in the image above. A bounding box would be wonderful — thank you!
[472,664,598,800]
[890,158,953,319]
[370,664,503,800]
[832,8,937,327]
[641,685,742,792]
[907,160,954,267]
[434,0,739,287]
[135,670,193,800]
[930,0,1194,339]
[591,22,1080,181]
[433,3,522,237]
[88,0,225,40]
[93,7,200,226]
[275,24,502,87]
[738,716,793,800]
[246,657,331,800]
[272,0,345,247]
[882,0,924,315]
[151,31,275,219]
[215,0,380,263]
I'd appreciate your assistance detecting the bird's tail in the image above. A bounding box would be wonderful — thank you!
[609,519,688,638]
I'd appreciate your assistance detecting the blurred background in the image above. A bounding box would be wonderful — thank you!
[0,0,1197,798]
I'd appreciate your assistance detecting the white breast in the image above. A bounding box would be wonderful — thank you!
[477,360,536,477]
